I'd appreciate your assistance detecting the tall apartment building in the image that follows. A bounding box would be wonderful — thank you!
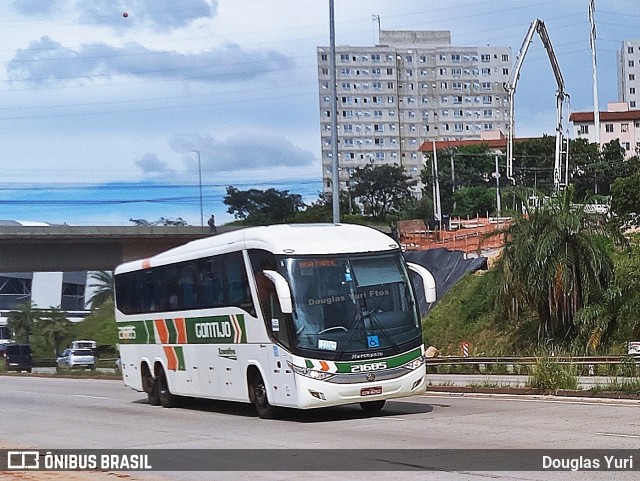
[317,30,512,193]
[618,40,640,109]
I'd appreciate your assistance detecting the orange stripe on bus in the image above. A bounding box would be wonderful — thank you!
[319,361,330,372]
[155,319,169,344]
[175,317,187,344]
[163,346,178,371]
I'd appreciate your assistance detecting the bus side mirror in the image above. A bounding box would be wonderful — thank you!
[262,270,293,314]
[407,262,437,303]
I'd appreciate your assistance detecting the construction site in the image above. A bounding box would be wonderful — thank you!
[397,217,510,255]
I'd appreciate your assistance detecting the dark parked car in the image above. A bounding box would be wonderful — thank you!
[4,343,33,373]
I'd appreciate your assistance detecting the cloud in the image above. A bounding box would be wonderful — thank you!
[170,133,318,172]
[6,36,294,85]
[135,153,174,174]
[76,0,216,31]
[11,0,60,16]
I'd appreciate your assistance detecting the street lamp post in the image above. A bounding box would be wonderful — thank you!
[189,150,204,228]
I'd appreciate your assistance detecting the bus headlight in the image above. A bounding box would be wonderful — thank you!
[401,356,425,371]
[288,361,335,381]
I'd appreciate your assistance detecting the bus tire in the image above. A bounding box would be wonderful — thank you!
[157,369,179,408]
[142,365,160,406]
[250,372,278,419]
[359,400,386,412]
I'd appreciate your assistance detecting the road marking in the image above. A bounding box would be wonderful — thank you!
[594,432,640,439]
[72,394,110,400]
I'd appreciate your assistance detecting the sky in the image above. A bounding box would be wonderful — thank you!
[0,0,638,226]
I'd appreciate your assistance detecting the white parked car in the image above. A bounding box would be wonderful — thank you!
[57,348,96,370]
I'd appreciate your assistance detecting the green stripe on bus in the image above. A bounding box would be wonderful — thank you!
[166,318,177,344]
[144,319,156,344]
[174,346,186,371]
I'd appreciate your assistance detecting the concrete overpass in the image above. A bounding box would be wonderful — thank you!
[0,225,232,271]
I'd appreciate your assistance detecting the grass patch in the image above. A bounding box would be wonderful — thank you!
[528,356,579,393]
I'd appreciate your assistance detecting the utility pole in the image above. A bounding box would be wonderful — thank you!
[495,155,501,216]
[189,150,204,228]
[329,0,340,224]
[589,0,600,146]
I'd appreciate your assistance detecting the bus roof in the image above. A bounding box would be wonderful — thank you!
[115,223,398,273]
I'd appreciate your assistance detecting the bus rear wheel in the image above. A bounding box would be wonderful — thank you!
[157,369,179,408]
[251,373,278,419]
[142,366,160,406]
[360,400,386,412]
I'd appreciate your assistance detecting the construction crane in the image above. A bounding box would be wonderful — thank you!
[504,19,569,192]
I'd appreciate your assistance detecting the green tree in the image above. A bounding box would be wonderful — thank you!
[39,307,74,356]
[87,271,114,309]
[421,144,496,215]
[351,164,416,219]
[493,187,619,342]
[7,301,42,343]
[223,186,305,224]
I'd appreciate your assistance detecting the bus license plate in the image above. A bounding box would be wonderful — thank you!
[360,386,382,396]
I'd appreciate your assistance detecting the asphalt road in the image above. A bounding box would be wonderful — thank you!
[1,375,639,481]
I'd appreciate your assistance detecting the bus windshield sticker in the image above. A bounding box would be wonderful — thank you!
[318,339,337,351]
[367,335,380,348]
[271,318,280,332]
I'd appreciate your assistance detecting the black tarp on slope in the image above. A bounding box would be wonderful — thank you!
[403,248,488,317]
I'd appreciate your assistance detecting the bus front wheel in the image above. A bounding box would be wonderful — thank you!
[157,369,179,408]
[360,400,386,412]
[250,372,277,419]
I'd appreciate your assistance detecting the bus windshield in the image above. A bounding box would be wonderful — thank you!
[282,252,421,359]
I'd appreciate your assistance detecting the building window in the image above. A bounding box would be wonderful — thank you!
[622,123,629,133]
[454,123,464,132]
[605,123,614,133]
[371,54,380,62]
[483,109,493,118]
[452,68,462,76]
[453,96,463,104]
[630,74,635,81]
[453,82,462,90]
[482,82,492,90]
[440,82,448,89]
[481,54,490,62]
[629,60,635,67]
[502,68,509,75]
[439,54,446,61]
[502,54,509,62]
[320,54,328,61]
[481,68,491,76]
[482,95,493,104]
[439,68,447,75]
[629,46,634,54]
[632,101,637,108]
[452,54,461,62]
[623,142,631,150]
[386,68,394,75]
[340,54,349,62]
[631,88,636,95]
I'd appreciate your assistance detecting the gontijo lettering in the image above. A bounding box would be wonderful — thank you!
[195,321,232,339]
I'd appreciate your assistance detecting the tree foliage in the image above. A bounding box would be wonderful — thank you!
[38,307,73,356]
[7,301,41,344]
[351,164,416,219]
[492,187,620,343]
[224,186,305,224]
[87,271,114,309]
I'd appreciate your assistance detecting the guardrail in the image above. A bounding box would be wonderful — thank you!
[426,356,634,366]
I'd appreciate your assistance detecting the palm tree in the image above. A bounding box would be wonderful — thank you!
[492,187,621,342]
[39,307,74,356]
[87,271,114,309]
[7,301,42,344]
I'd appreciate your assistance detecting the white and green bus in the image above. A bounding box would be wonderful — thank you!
[114,223,435,418]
